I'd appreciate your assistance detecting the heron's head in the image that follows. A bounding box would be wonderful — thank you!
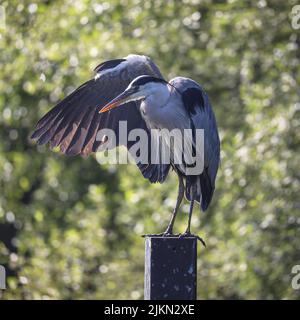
[99,75,168,113]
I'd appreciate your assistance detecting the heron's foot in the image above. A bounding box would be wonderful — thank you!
[179,231,206,247]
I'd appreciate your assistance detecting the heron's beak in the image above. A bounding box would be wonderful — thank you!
[99,89,136,113]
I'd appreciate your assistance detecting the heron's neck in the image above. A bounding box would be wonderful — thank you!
[144,84,171,108]
[139,85,172,127]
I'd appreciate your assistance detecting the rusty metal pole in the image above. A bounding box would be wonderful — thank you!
[144,236,197,300]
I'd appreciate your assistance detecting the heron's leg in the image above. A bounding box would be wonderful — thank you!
[180,186,206,247]
[142,174,184,237]
[163,174,184,235]
[185,199,194,234]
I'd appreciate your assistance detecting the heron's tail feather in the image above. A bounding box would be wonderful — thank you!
[185,168,214,211]
[199,168,214,211]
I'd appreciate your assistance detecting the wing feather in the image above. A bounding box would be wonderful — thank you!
[31,55,170,183]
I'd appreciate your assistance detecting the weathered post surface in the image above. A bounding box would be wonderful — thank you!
[144,236,197,300]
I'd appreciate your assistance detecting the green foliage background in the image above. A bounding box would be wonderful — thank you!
[0,0,299,299]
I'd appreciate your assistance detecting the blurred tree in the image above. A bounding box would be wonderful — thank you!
[0,0,299,299]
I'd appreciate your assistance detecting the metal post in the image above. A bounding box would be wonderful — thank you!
[144,236,197,300]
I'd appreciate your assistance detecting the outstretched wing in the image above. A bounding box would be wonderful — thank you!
[31,54,170,183]
[170,77,220,210]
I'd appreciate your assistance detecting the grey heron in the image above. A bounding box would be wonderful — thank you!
[31,54,220,244]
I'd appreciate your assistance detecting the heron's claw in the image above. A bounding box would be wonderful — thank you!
[179,232,206,247]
